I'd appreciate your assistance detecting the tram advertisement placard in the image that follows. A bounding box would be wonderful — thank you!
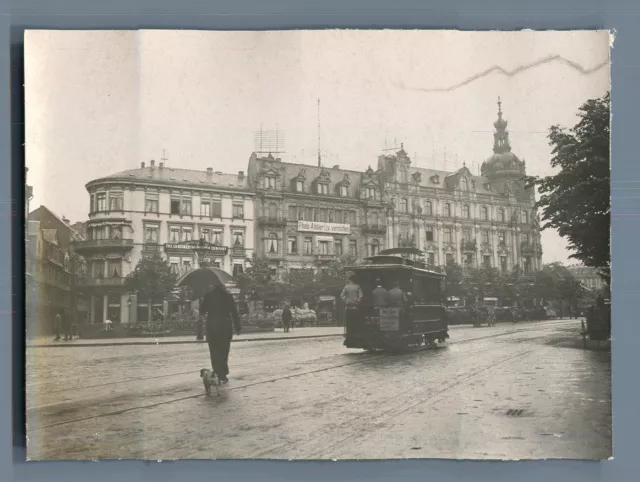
[379,307,400,331]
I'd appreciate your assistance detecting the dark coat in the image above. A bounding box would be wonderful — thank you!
[200,286,241,338]
[282,307,293,323]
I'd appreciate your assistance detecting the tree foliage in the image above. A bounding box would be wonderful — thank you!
[527,92,610,283]
[235,253,286,301]
[125,253,177,301]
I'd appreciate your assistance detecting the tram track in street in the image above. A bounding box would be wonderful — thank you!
[28,320,577,433]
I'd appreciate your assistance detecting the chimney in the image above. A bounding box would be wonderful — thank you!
[150,160,155,167]
[141,161,146,168]
[333,165,340,170]
[159,161,164,169]
[238,171,244,181]
[206,167,213,180]
[62,216,70,225]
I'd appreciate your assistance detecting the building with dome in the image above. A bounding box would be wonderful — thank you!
[380,98,543,273]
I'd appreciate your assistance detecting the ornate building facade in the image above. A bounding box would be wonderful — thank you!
[380,100,543,273]
[77,160,255,323]
[247,153,386,276]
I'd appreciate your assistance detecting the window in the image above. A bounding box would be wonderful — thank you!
[266,176,276,189]
[180,227,193,242]
[444,203,451,217]
[498,231,506,245]
[349,240,357,256]
[335,239,343,256]
[463,229,472,243]
[305,207,313,222]
[483,255,491,269]
[233,231,244,247]
[288,236,298,254]
[169,227,180,243]
[170,199,180,215]
[522,210,529,224]
[181,198,192,216]
[110,226,122,239]
[399,167,408,183]
[522,233,530,245]
[365,187,376,199]
[92,260,104,278]
[425,226,434,242]
[340,185,348,197]
[462,177,469,191]
[93,226,106,240]
[444,227,453,243]
[446,253,454,265]
[233,202,244,219]
[427,252,435,267]
[462,204,470,218]
[170,260,179,275]
[145,225,159,244]
[319,240,330,255]
[96,193,107,212]
[524,257,532,273]
[304,237,313,255]
[212,230,222,245]
[465,253,473,265]
[424,201,433,216]
[317,183,329,195]
[183,260,192,272]
[212,199,222,217]
[109,192,123,211]
[499,208,505,222]
[268,202,278,219]
[400,198,408,213]
[233,264,244,277]
[328,210,335,223]
[266,233,278,253]
[370,211,379,226]
[200,228,211,243]
[200,201,211,217]
[371,239,380,256]
[288,205,297,220]
[480,206,488,221]
[90,195,95,213]
[296,180,304,192]
[481,230,489,244]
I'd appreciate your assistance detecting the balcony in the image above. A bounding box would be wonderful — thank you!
[315,253,337,262]
[72,238,134,254]
[521,242,543,257]
[77,277,127,289]
[257,215,288,227]
[361,222,387,235]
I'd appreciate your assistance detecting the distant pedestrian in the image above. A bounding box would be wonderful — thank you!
[282,304,292,333]
[53,312,61,341]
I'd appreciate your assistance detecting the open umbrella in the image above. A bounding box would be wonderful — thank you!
[175,267,234,297]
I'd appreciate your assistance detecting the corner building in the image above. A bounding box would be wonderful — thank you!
[380,102,542,273]
[76,161,254,324]
[247,153,387,276]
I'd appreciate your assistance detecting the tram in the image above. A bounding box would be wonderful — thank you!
[343,247,448,351]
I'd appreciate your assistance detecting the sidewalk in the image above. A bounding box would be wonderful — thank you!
[27,327,345,348]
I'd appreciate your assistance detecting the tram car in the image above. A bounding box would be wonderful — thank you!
[343,248,448,351]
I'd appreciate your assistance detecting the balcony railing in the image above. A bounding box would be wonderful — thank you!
[77,277,127,288]
[361,222,387,234]
[257,215,288,227]
[72,238,134,253]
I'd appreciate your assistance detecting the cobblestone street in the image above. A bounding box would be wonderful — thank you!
[26,320,611,460]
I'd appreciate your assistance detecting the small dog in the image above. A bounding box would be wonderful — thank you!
[200,368,219,395]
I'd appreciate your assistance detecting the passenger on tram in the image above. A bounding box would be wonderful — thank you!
[372,279,388,307]
[386,280,407,307]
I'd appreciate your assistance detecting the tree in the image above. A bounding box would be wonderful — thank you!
[235,253,285,301]
[124,253,177,320]
[527,92,610,284]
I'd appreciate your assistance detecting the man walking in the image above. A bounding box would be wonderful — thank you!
[200,284,242,383]
[282,304,292,333]
[53,311,62,341]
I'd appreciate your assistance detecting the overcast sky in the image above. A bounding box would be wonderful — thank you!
[25,29,610,264]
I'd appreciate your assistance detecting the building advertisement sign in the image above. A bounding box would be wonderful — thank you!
[379,307,400,331]
[164,243,228,255]
[297,221,351,235]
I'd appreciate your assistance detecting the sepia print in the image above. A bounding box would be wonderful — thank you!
[24,30,611,460]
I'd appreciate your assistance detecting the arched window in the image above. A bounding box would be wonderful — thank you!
[400,198,408,213]
[371,239,380,256]
[499,208,505,222]
[481,206,488,221]
[462,204,470,218]
[267,233,278,253]
[462,177,469,191]
[444,203,451,217]
[425,201,433,216]
[268,202,278,219]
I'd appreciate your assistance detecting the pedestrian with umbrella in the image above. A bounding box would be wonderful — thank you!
[176,266,241,384]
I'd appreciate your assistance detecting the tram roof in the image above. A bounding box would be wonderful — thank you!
[346,260,445,277]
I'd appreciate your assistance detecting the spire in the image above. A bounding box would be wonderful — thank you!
[493,96,511,154]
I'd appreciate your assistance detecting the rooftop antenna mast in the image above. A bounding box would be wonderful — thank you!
[161,148,168,165]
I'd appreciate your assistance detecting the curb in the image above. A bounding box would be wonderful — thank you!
[27,333,344,349]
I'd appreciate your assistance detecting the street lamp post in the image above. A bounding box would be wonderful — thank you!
[127,296,132,326]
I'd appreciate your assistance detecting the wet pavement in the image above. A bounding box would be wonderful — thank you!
[25,319,611,461]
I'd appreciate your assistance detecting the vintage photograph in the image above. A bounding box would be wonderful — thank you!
[24,29,611,460]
